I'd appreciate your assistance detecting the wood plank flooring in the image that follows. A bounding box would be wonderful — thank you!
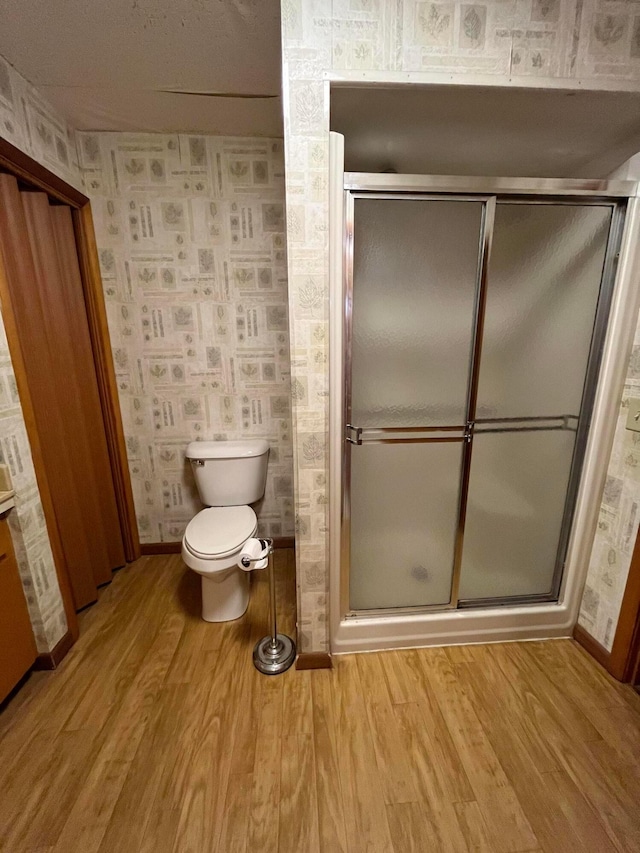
[1,551,640,852]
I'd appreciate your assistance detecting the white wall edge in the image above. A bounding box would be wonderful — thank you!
[564,193,640,631]
[329,130,345,650]
[324,69,640,94]
[327,125,640,655]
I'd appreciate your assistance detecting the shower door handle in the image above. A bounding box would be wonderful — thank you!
[345,424,467,444]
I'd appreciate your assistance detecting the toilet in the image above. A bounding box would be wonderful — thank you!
[182,439,269,622]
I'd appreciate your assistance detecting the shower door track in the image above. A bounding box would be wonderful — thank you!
[343,174,635,197]
[340,174,630,621]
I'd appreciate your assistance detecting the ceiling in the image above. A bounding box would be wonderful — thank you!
[331,85,640,179]
[3,4,640,160]
[0,0,283,135]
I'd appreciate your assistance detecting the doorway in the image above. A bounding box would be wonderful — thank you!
[0,138,140,636]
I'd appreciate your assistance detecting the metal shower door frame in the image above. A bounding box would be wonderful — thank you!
[341,174,631,620]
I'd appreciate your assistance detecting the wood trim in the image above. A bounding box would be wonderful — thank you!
[577,516,640,683]
[296,652,333,671]
[141,542,182,556]
[72,204,140,563]
[141,536,295,556]
[50,204,126,576]
[629,631,640,686]
[610,528,640,681]
[573,623,611,672]
[0,137,87,207]
[33,630,74,671]
[0,230,79,641]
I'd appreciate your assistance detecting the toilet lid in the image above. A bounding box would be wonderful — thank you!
[184,506,257,559]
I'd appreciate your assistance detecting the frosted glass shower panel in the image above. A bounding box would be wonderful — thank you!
[349,442,463,610]
[351,198,483,428]
[475,203,612,421]
[459,430,575,600]
[460,201,613,602]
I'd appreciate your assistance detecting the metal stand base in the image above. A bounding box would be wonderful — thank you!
[244,538,296,676]
[253,634,296,676]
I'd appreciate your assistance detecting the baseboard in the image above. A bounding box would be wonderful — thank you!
[33,630,74,671]
[296,652,332,670]
[573,623,612,672]
[141,536,295,556]
[141,542,181,555]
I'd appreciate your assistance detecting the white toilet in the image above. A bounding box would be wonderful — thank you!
[182,439,269,622]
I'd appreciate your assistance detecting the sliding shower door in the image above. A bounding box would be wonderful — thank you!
[344,180,624,615]
[347,196,486,610]
[459,202,614,603]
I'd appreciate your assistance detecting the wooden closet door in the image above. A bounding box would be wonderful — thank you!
[0,175,96,608]
[21,189,119,595]
[0,173,125,609]
[49,205,125,572]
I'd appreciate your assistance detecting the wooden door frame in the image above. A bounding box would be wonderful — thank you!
[608,535,640,681]
[0,137,141,642]
[574,526,640,682]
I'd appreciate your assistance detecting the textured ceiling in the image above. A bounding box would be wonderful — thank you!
[0,0,282,134]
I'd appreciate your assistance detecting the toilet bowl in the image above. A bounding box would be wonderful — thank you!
[182,505,258,622]
[182,439,269,621]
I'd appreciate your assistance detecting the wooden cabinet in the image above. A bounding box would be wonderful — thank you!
[0,514,37,703]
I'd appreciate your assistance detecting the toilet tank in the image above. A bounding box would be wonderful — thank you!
[186,439,269,506]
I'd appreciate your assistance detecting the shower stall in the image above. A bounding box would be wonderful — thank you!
[329,146,640,652]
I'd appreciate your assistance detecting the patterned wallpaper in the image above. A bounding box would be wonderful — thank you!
[0,55,82,191]
[0,55,80,652]
[0,324,68,652]
[280,0,640,653]
[579,334,640,650]
[77,132,294,544]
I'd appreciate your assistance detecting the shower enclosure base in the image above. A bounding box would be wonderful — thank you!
[331,600,575,655]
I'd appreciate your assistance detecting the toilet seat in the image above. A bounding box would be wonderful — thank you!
[183,506,257,560]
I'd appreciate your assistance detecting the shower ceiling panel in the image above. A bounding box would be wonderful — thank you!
[331,85,640,179]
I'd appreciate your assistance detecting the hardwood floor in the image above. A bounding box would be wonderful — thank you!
[1,551,640,852]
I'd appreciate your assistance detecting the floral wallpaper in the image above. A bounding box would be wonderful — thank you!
[578,330,640,650]
[77,132,294,544]
[0,315,69,652]
[280,0,640,653]
[0,55,80,652]
[0,55,81,191]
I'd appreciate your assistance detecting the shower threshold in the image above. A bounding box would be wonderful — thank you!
[332,598,578,655]
[345,591,559,621]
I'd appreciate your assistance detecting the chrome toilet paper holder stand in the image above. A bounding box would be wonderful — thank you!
[240,538,296,675]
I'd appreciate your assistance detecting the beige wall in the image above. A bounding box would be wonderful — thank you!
[0,55,82,651]
[77,132,294,544]
[0,50,295,645]
[281,0,640,653]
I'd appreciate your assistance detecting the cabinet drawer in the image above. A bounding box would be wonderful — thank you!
[0,515,13,560]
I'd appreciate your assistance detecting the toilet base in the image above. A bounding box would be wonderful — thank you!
[201,568,250,622]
